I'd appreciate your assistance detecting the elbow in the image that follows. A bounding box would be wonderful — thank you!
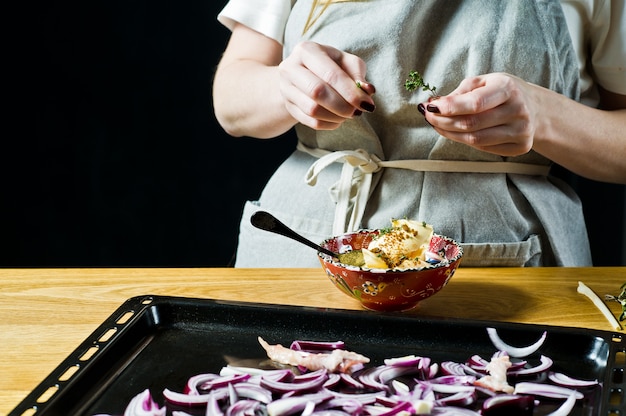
[213,101,246,137]
[214,113,244,138]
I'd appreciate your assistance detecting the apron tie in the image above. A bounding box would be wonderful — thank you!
[298,141,551,235]
[302,145,381,235]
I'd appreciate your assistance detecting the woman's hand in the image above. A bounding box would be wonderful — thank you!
[420,72,626,183]
[420,73,538,157]
[278,41,376,131]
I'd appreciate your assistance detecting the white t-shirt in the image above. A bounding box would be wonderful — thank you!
[218,0,625,106]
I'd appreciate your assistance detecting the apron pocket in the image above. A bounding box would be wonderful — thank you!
[460,234,542,267]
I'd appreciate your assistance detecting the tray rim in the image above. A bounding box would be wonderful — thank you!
[9,294,625,415]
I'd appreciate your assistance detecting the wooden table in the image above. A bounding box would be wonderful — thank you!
[1,267,624,415]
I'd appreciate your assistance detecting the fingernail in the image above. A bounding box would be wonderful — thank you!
[353,109,363,117]
[363,82,376,95]
[360,101,376,112]
[427,104,440,113]
[417,103,426,116]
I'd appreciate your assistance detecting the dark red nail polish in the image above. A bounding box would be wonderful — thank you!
[353,109,363,117]
[417,103,425,116]
[360,101,376,112]
[427,104,440,113]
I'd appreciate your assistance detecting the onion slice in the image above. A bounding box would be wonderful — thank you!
[509,355,553,376]
[513,382,583,400]
[486,327,547,358]
[122,389,166,416]
[546,391,578,416]
[547,371,599,387]
[577,281,622,330]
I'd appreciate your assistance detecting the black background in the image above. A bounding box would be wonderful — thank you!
[3,1,624,267]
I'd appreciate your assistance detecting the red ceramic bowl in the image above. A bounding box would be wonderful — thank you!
[318,230,463,312]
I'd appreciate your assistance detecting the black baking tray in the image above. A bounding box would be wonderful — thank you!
[9,295,626,416]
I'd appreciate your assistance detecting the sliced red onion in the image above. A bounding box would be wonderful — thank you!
[441,361,484,377]
[301,400,316,416]
[513,382,583,400]
[108,329,597,416]
[220,365,291,379]
[481,394,535,415]
[358,366,391,392]
[408,399,434,414]
[428,383,476,394]
[426,362,439,379]
[546,391,578,416]
[486,328,547,358]
[266,391,334,416]
[547,371,599,387]
[199,373,250,390]
[430,375,476,385]
[440,361,467,376]
[432,406,481,415]
[390,379,410,394]
[338,372,365,389]
[383,400,415,415]
[205,390,224,416]
[326,389,385,404]
[378,365,422,384]
[321,397,365,414]
[163,388,222,406]
[323,373,341,389]
[409,381,435,402]
[226,399,261,416]
[434,389,476,407]
[294,368,328,382]
[184,373,218,394]
[509,355,553,376]
[260,369,328,393]
[466,354,490,371]
[383,355,423,367]
[121,389,165,416]
[232,382,273,403]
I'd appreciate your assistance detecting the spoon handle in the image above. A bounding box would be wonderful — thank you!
[250,211,337,258]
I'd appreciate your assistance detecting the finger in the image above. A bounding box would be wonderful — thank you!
[284,98,347,130]
[356,80,376,96]
[428,76,512,116]
[431,123,533,156]
[445,75,486,96]
[279,60,358,119]
[282,80,352,124]
[298,43,375,111]
[337,53,376,95]
[427,104,511,133]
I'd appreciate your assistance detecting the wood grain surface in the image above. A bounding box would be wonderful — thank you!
[1,267,624,415]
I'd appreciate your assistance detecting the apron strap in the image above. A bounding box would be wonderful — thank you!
[298,141,551,235]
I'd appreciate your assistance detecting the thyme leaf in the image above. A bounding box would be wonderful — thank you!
[405,70,437,97]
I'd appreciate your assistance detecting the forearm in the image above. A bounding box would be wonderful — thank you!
[532,85,626,184]
[213,60,296,139]
[213,60,296,138]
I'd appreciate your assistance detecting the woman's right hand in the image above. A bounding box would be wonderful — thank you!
[278,41,376,131]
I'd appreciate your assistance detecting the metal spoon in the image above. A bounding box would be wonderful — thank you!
[250,211,339,258]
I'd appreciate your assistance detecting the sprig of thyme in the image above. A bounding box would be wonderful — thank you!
[404,70,437,97]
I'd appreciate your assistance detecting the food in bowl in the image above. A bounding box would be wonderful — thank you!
[362,218,434,269]
[318,219,463,311]
[333,218,438,270]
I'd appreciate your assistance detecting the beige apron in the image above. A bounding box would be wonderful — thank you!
[235,0,591,267]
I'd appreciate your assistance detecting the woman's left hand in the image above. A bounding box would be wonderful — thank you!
[421,73,539,157]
